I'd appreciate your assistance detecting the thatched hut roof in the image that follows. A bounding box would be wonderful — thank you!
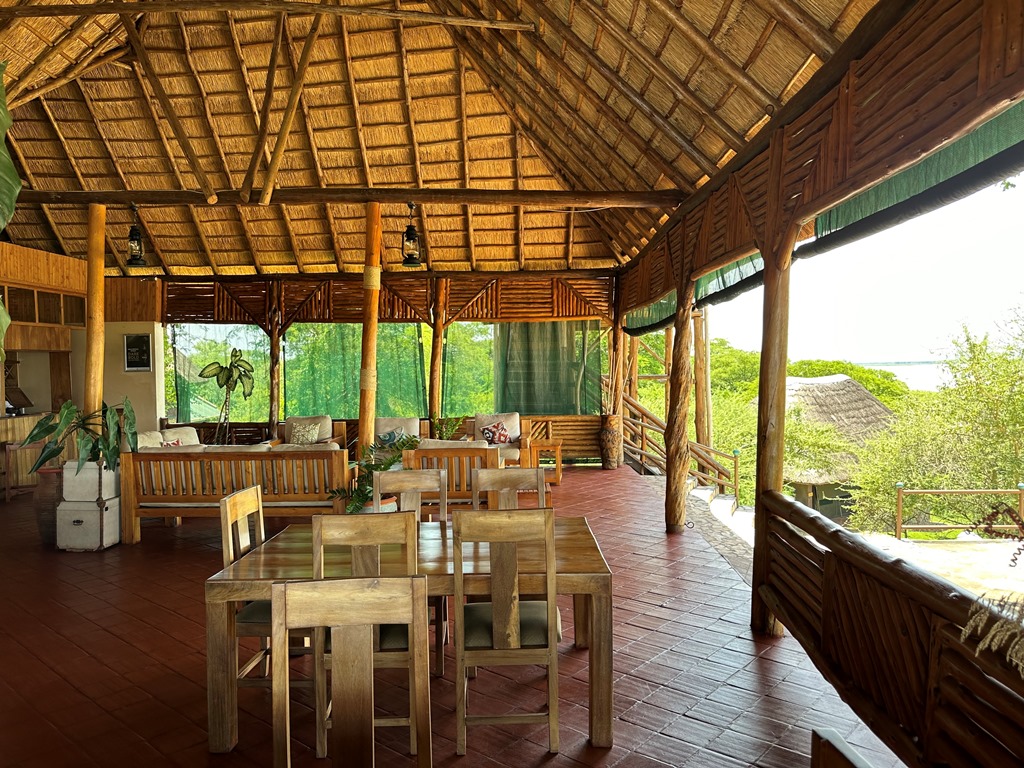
[0,0,880,277]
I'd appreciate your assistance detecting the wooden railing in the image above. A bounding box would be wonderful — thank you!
[895,482,1024,539]
[761,491,1024,766]
[620,392,739,498]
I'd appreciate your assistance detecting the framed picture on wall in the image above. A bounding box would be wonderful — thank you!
[124,334,152,372]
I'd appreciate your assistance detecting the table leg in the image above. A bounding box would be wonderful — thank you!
[588,590,613,747]
[206,598,238,752]
[573,594,591,648]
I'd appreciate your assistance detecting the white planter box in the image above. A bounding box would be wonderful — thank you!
[56,498,120,551]
[62,462,120,502]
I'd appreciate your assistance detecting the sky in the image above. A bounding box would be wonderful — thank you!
[708,174,1024,388]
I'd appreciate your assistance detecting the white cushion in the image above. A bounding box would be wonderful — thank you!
[136,430,163,449]
[284,415,332,444]
[418,438,489,450]
[160,427,201,446]
[497,446,521,461]
[375,417,421,441]
[475,412,521,442]
[270,442,339,452]
[139,444,205,453]
[204,444,271,453]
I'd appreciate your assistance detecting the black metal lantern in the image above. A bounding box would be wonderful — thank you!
[402,202,420,267]
[127,204,145,267]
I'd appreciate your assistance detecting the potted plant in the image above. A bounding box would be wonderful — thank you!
[431,415,465,440]
[22,398,138,547]
[329,432,420,513]
[198,347,254,445]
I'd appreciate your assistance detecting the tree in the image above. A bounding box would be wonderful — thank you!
[198,348,255,444]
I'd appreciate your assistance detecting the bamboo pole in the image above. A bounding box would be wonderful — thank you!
[664,280,696,533]
[428,278,448,428]
[357,202,382,455]
[240,13,284,203]
[693,307,712,451]
[84,204,105,417]
[266,282,283,439]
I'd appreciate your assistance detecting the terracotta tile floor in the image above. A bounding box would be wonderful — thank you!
[0,466,903,767]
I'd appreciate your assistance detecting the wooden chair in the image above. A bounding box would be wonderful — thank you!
[311,512,423,759]
[403,444,501,507]
[452,507,560,755]
[374,469,450,675]
[271,576,432,768]
[471,467,547,510]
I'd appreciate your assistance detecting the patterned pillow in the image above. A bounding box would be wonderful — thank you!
[291,421,321,445]
[161,438,182,447]
[480,421,511,445]
[375,427,405,448]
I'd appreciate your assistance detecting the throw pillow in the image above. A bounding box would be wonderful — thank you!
[291,421,321,445]
[376,427,405,447]
[161,438,183,447]
[480,421,511,445]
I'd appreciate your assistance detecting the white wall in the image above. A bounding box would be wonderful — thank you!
[102,322,165,432]
[15,351,51,415]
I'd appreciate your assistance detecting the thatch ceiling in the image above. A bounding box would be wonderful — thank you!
[0,0,879,277]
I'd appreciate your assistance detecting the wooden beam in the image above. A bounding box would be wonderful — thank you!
[664,280,695,533]
[457,51,476,270]
[0,0,537,30]
[565,208,574,269]
[240,12,284,204]
[692,307,711,450]
[8,42,131,110]
[428,277,447,424]
[120,15,219,204]
[259,13,324,205]
[84,203,105,417]
[753,0,840,61]
[396,16,432,270]
[6,135,73,258]
[338,17,373,189]
[20,186,685,208]
[7,14,96,101]
[357,202,383,455]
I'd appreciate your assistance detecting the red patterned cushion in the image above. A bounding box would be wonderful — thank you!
[480,421,511,445]
[161,438,182,447]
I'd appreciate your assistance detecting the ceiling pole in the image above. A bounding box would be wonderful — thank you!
[357,202,383,457]
[267,282,283,440]
[84,204,106,418]
[428,278,448,429]
[240,13,284,203]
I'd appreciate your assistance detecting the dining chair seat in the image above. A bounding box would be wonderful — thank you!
[462,601,562,648]
[323,623,408,652]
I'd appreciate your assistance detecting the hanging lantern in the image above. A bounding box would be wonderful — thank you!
[402,202,420,267]
[127,204,145,267]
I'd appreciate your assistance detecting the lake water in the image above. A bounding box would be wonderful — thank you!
[861,362,947,392]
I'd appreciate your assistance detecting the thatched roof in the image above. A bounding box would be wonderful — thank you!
[785,374,892,485]
[0,0,880,277]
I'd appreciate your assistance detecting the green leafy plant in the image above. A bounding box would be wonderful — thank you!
[198,348,255,444]
[23,398,138,474]
[431,415,464,440]
[328,433,420,513]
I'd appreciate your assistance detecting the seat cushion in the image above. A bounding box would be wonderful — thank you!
[324,623,408,652]
[205,444,271,453]
[236,599,272,626]
[462,600,562,649]
[270,442,339,452]
[418,438,489,450]
[284,415,332,444]
[375,417,421,442]
[139,444,206,453]
[161,426,202,446]
[475,412,521,442]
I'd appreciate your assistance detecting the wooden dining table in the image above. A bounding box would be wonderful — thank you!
[205,516,614,752]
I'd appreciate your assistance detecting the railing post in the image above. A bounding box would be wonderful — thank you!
[895,482,904,539]
[1017,483,1024,524]
[733,449,740,499]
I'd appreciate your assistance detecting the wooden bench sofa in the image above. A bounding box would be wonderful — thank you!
[120,447,350,544]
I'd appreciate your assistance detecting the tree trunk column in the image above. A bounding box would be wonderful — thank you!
[693,306,712,456]
[267,281,283,440]
[664,279,696,533]
[84,203,105,416]
[751,239,796,636]
[428,277,448,431]
[357,202,382,455]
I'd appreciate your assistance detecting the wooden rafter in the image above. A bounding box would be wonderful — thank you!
[239,12,283,203]
[8,39,131,110]
[258,13,323,206]
[6,134,73,257]
[337,16,373,188]
[177,15,263,274]
[281,17,344,270]
[753,0,840,60]
[76,79,171,274]
[457,50,476,270]
[514,129,523,269]
[565,208,574,269]
[396,16,432,270]
[120,15,219,204]
[129,61,222,274]
[35,96,130,274]
[0,0,537,30]
[7,14,96,101]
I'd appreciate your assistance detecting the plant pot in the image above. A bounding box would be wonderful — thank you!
[62,461,120,502]
[359,495,399,514]
[33,466,63,549]
[599,415,622,470]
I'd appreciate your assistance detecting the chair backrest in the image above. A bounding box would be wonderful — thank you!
[373,468,448,522]
[453,507,557,651]
[271,576,432,768]
[311,511,418,580]
[219,485,266,568]
[471,467,547,510]
[403,444,501,504]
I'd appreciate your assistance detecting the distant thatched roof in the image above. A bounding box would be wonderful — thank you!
[784,374,892,486]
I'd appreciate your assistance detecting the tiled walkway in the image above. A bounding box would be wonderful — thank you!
[0,466,902,767]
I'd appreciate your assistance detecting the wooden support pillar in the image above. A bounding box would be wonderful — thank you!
[84,203,105,415]
[627,335,639,402]
[664,280,696,533]
[357,202,382,454]
[428,277,448,429]
[663,324,674,419]
[693,307,711,450]
[49,351,72,411]
[751,232,798,636]
[267,281,283,439]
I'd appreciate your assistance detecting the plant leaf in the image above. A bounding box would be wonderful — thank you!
[239,370,254,399]
[121,398,138,452]
[27,440,63,474]
[198,362,223,378]
[235,357,254,373]
[0,63,21,231]
[216,367,231,388]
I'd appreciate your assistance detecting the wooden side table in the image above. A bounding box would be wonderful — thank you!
[530,438,563,485]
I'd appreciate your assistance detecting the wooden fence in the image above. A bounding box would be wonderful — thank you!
[894,483,1024,539]
[762,491,1024,766]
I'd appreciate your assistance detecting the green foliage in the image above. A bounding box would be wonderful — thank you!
[431,415,464,440]
[442,322,493,416]
[788,359,910,408]
[0,62,22,231]
[328,433,421,513]
[709,339,761,399]
[848,322,1024,533]
[198,348,255,444]
[23,398,138,474]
